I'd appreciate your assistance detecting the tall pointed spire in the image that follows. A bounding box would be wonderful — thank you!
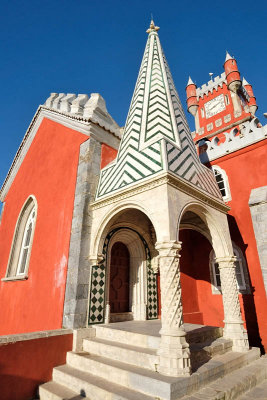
[95,21,221,201]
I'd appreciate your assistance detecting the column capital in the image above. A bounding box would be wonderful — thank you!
[155,240,182,256]
[215,255,237,268]
[89,253,104,265]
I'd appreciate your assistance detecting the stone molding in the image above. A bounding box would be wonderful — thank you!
[91,171,229,214]
[0,104,120,202]
[249,186,267,295]
[200,117,267,163]
[0,328,72,345]
[63,138,102,329]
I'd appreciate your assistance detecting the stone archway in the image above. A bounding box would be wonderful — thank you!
[177,203,249,353]
[88,225,158,325]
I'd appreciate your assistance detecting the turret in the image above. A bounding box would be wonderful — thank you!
[243,78,258,116]
[186,77,199,116]
[224,52,242,93]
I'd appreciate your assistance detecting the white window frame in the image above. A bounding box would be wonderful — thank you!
[16,207,36,276]
[210,245,249,294]
[2,196,37,281]
[212,165,231,202]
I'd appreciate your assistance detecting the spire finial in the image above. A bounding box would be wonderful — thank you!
[146,19,160,34]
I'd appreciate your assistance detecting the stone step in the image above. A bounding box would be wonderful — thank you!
[93,323,224,350]
[182,354,267,400]
[94,324,160,349]
[66,351,176,399]
[39,381,91,400]
[190,337,233,371]
[186,326,223,345]
[52,364,156,400]
[83,337,159,371]
[66,348,260,399]
[239,377,267,399]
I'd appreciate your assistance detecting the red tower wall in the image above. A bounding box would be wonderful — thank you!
[196,83,250,140]
[210,140,267,350]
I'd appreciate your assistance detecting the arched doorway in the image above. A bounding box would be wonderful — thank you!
[109,242,130,313]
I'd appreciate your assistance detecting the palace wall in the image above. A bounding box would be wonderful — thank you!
[0,118,88,334]
[210,139,267,350]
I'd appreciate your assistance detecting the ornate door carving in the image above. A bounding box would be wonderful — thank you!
[109,242,130,313]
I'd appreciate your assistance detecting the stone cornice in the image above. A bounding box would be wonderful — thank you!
[0,106,120,201]
[91,171,229,214]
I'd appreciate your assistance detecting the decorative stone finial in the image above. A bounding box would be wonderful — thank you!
[146,19,160,34]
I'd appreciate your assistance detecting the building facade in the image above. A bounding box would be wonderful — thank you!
[186,54,267,351]
[0,20,266,399]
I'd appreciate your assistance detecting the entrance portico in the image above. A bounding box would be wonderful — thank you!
[87,20,249,377]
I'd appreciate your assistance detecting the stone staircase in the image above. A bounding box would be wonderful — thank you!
[39,321,267,400]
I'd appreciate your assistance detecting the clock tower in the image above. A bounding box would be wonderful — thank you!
[185,51,267,355]
[186,52,257,145]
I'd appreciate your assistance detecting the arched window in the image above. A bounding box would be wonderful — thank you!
[3,196,37,280]
[212,165,231,201]
[210,245,249,294]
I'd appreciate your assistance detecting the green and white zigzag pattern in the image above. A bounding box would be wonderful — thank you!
[144,36,175,143]
[96,36,163,199]
[96,30,222,201]
[160,49,222,199]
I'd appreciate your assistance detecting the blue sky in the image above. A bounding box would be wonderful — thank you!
[0,0,266,200]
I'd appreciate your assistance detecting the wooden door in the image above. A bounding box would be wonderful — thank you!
[109,242,130,313]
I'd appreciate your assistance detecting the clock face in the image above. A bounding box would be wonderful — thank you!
[204,94,226,118]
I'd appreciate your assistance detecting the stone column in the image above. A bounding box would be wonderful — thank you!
[155,241,191,377]
[216,256,249,352]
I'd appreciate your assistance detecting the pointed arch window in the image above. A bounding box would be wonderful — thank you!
[212,165,231,202]
[210,245,250,294]
[3,196,37,281]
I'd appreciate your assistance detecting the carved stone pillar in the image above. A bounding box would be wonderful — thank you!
[216,256,249,352]
[155,241,191,376]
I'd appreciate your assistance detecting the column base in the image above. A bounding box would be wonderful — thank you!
[158,330,191,376]
[224,320,249,352]
[104,304,110,324]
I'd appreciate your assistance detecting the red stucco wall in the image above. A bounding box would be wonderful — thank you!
[0,333,73,400]
[101,143,118,169]
[180,229,225,327]
[211,140,267,351]
[0,118,87,335]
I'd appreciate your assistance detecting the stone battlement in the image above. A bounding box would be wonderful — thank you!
[44,92,121,136]
[200,118,267,163]
[196,73,226,98]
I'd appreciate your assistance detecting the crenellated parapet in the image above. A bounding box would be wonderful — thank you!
[200,118,267,163]
[196,73,227,99]
[43,92,121,137]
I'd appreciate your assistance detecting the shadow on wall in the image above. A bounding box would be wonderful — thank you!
[0,333,73,400]
[227,215,264,354]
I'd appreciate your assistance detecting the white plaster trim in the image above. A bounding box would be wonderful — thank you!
[0,107,120,202]
[211,165,232,202]
[0,329,73,345]
[92,171,228,214]
[204,118,267,162]
[4,195,38,280]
